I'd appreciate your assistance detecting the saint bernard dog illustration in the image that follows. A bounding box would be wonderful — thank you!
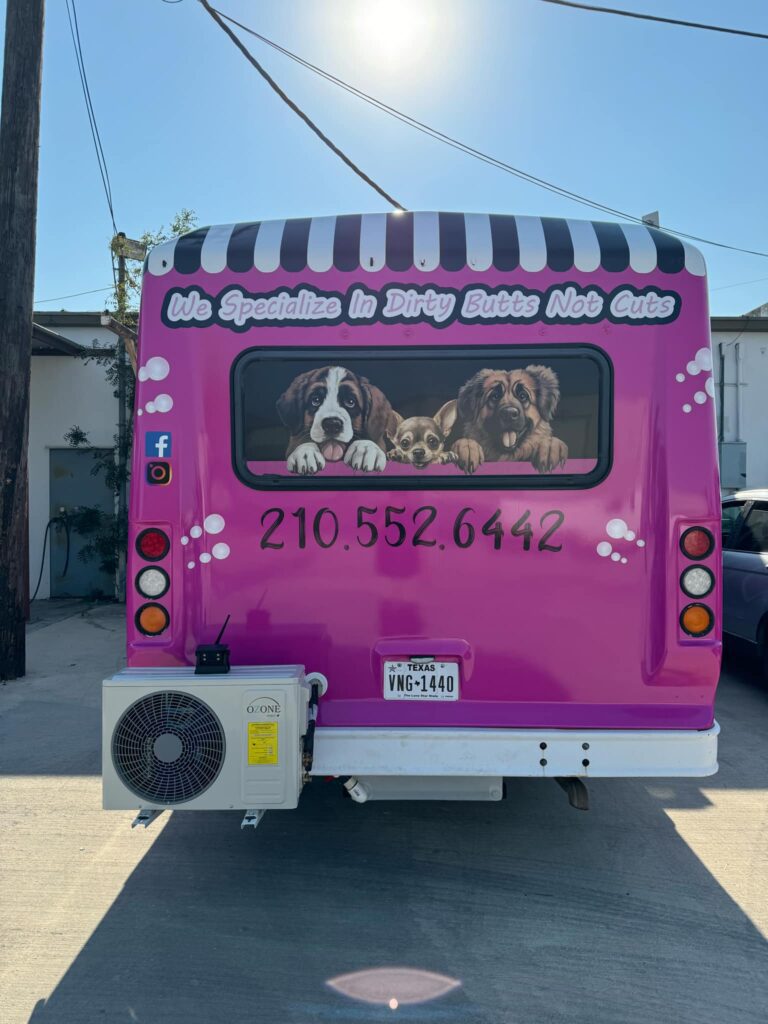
[276,365,398,475]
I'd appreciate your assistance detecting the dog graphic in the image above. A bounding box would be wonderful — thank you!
[448,366,568,474]
[276,365,398,475]
[386,402,458,469]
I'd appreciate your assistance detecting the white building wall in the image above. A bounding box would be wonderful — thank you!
[28,356,118,599]
[711,328,768,491]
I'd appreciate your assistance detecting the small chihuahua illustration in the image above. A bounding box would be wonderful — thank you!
[387,402,458,469]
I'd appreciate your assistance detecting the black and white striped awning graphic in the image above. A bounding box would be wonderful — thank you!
[145,213,705,278]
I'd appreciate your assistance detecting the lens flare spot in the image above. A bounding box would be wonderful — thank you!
[327,967,461,1007]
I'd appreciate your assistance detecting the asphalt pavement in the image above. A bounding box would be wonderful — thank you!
[0,604,766,1024]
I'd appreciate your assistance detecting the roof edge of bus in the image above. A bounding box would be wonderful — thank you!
[143,212,707,279]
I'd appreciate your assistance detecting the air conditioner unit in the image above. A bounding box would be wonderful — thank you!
[103,667,310,811]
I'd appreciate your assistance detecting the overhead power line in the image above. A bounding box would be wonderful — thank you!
[64,0,117,234]
[537,0,768,41]
[211,7,768,260]
[34,285,115,304]
[196,0,405,211]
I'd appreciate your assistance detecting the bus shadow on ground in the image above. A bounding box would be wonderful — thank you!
[27,749,768,1024]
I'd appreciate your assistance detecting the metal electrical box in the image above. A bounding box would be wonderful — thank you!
[719,442,747,491]
[103,666,310,811]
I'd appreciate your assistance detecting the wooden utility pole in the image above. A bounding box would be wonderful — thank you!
[0,0,46,680]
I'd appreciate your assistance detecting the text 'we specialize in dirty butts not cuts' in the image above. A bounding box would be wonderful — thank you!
[161,281,681,331]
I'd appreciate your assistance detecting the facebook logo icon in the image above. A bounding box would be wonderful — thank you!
[145,432,172,458]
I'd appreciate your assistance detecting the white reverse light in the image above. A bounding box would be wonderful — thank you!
[136,567,169,598]
[681,566,714,598]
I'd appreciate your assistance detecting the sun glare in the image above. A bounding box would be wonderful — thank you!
[352,0,435,68]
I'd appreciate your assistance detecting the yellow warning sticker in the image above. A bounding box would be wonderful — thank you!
[248,722,278,765]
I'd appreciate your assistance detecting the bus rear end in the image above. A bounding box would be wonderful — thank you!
[104,213,720,823]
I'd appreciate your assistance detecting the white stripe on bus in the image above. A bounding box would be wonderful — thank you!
[621,223,658,274]
[515,216,547,273]
[413,211,440,271]
[359,213,387,272]
[682,241,706,277]
[566,218,601,272]
[253,218,285,273]
[307,216,336,272]
[464,213,493,271]
[147,238,177,276]
[200,223,236,275]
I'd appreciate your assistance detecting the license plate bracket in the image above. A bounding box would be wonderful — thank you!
[383,660,460,701]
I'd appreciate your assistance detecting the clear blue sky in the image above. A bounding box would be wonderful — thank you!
[7,0,768,315]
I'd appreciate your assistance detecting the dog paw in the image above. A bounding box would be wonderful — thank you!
[452,438,484,474]
[532,436,569,473]
[345,439,386,472]
[287,443,326,475]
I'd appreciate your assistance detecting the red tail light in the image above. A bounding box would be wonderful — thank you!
[680,527,714,561]
[136,528,170,562]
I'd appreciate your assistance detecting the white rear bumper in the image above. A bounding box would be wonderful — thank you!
[310,722,720,778]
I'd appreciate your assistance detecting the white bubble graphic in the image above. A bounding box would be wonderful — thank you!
[675,373,685,383]
[145,356,170,381]
[190,525,202,539]
[180,536,189,545]
[694,391,707,405]
[695,347,712,371]
[154,393,173,413]
[611,552,621,562]
[625,530,636,541]
[683,404,692,413]
[597,541,613,557]
[138,366,149,382]
[637,539,646,547]
[705,377,715,398]
[204,514,225,535]
[621,557,628,564]
[137,408,143,416]
[199,552,212,564]
[686,361,701,376]
[145,401,156,414]
[212,542,230,560]
[606,518,628,539]
[187,560,195,569]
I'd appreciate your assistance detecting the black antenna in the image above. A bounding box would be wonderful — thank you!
[214,613,231,646]
[195,613,232,675]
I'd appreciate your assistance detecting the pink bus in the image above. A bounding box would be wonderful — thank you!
[103,212,721,824]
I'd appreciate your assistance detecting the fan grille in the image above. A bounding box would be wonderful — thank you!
[112,690,225,804]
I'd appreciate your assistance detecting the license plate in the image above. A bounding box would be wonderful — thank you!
[383,660,459,701]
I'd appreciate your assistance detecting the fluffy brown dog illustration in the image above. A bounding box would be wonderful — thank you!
[386,402,458,469]
[277,365,398,474]
[449,366,568,474]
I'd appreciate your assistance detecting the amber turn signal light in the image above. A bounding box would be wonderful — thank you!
[680,603,714,637]
[136,603,169,636]
[680,527,714,561]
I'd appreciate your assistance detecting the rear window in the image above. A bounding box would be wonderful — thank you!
[232,345,612,490]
